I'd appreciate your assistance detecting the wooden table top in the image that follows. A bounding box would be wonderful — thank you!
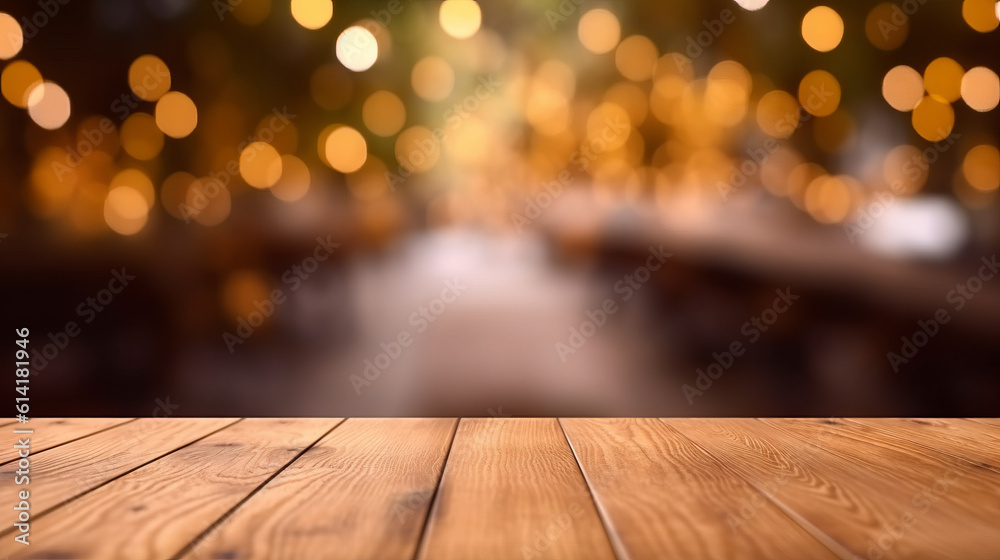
[2,418,998,559]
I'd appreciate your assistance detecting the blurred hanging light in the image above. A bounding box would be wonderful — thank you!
[336,26,378,72]
[0,13,23,59]
[801,6,844,52]
[439,0,482,39]
[290,0,333,30]
[27,81,72,130]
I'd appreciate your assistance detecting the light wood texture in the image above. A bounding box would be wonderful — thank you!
[418,418,617,560]
[0,418,133,464]
[185,418,453,560]
[851,418,1000,471]
[4,418,999,559]
[762,418,1000,551]
[0,419,337,560]
[561,418,839,560]
[0,418,235,521]
[669,418,1000,559]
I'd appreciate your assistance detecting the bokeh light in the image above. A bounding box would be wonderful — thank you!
[2,60,42,108]
[924,57,964,103]
[801,6,844,52]
[734,0,769,11]
[290,0,333,30]
[865,3,909,50]
[104,186,149,235]
[362,90,406,137]
[757,90,800,138]
[111,169,155,210]
[963,145,1000,191]
[798,70,841,116]
[578,9,621,54]
[0,13,23,60]
[120,112,164,160]
[960,66,1000,112]
[336,26,378,72]
[439,0,482,39]
[155,91,198,138]
[26,82,71,130]
[412,56,455,101]
[128,55,171,102]
[882,65,924,111]
[615,35,658,82]
[239,141,283,188]
[395,126,440,173]
[270,155,311,201]
[911,95,955,141]
[323,125,368,173]
[962,0,999,32]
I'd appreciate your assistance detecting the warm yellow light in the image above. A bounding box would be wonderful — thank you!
[128,55,171,102]
[865,3,908,50]
[155,91,198,138]
[161,171,197,220]
[186,177,231,226]
[290,0,333,30]
[362,91,406,137]
[239,141,283,188]
[323,125,368,173]
[411,56,455,101]
[961,66,1000,112]
[395,126,440,173]
[963,0,999,32]
[270,155,311,201]
[734,0,769,10]
[111,169,155,210]
[882,65,924,112]
[1,60,42,108]
[911,96,955,141]
[756,90,800,138]
[0,13,23,59]
[104,186,149,235]
[439,0,482,39]
[798,70,841,116]
[120,113,164,160]
[963,145,1000,191]
[804,175,853,223]
[578,8,620,54]
[801,6,844,52]
[615,35,658,82]
[924,57,964,103]
[26,81,71,130]
[336,26,378,72]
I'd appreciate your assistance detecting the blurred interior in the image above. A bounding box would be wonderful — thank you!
[2,0,999,417]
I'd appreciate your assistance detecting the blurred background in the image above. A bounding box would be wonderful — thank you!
[2,0,999,417]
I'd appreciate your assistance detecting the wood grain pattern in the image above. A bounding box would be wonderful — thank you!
[762,419,1000,549]
[184,418,453,560]
[561,418,839,560]
[0,419,337,560]
[0,418,134,464]
[3,418,999,558]
[668,418,1000,559]
[851,418,1000,471]
[418,418,616,560]
[0,417,236,522]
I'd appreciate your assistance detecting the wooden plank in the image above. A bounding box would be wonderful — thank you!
[183,418,453,560]
[418,418,616,560]
[762,419,1000,532]
[0,418,134,464]
[668,418,1000,559]
[0,417,236,520]
[0,419,337,560]
[561,418,839,560]
[967,417,1000,430]
[851,418,1000,470]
